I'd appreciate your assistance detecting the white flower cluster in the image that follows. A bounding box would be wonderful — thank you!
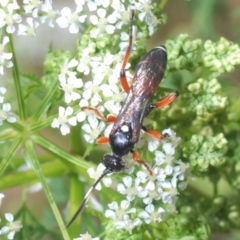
[0,0,161,75]
[0,193,22,239]
[47,1,163,136]
[87,129,190,233]
[0,0,162,136]
[0,87,17,125]
[51,52,129,137]
[0,0,159,35]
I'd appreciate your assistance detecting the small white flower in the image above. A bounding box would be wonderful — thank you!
[74,232,99,240]
[82,79,103,107]
[77,105,104,124]
[76,111,87,123]
[0,87,7,103]
[0,36,12,61]
[110,3,133,30]
[18,17,39,36]
[77,48,93,75]
[117,176,141,201]
[0,57,13,75]
[139,204,166,224]
[0,103,17,125]
[91,52,115,76]
[119,28,143,52]
[135,0,160,35]
[40,0,59,28]
[122,153,135,174]
[173,160,190,180]
[27,182,43,193]
[105,200,135,220]
[59,75,83,103]
[137,130,159,152]
[56,5,86,34]
[155,143,175,175]
[0,213,22,239]
[0,193,4,206]
[136,0,153,22]
[89,8,116,38]
[0,36,13,75]
[139,167,166,204]
[160,178,179,205]
[85,0,98,11]
[59,58,79,78]
[104,84,125,115]
[23,0,42,16]
[162,128,181,147]
[0,87,7,94]
[0,1,22,34]
[51,106,77,135]
[114,217,142,233]
[82,115,105,143]
[147,14,161,35]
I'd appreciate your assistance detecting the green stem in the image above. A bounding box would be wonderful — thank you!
[32,134,93,169]
[0,137,23,176]
[32,78,59,119]
[0,160,67,190]
[0,129,18,142]
[29,115,57,132]
[159,0,169,9]
[25,140,70,240]
[6,121,25,131]
[7,33,26,120]
[67,174,84,238]
[70,124,85,155]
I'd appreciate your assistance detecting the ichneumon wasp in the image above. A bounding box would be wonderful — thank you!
[67,10,179,228]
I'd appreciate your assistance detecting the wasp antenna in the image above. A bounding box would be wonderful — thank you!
[66,168,112,228]
[129,9,135,20]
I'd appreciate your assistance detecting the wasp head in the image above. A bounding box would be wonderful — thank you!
[102,153,125,172]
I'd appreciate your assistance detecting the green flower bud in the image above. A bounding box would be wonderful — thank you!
[178,34,189,44]
[88,42,96,53]
[219,220,230,231]
[179,236,198,240]
[183,41,192,52]
[207,78,221,92]
[188,83,201,93]
[196,104,207,117]
[180,217,189,226]
[235,162,240,173]
[180,206,193,214]
[228,211,239,224]
[229,205,238,212]
[212,195,226,209]
[204,40,214,52]
[213,133,227,149]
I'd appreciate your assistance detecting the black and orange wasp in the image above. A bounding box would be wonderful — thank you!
[67,10,178,228]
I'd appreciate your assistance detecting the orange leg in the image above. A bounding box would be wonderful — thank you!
[145,91,179,117]
[142,92,179,140]
[81,106,116,123]
[155,91,179,108]
[131,151,152,175]
[120,10,134,93]
[96,136,109,144]
[142,126,164,140]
